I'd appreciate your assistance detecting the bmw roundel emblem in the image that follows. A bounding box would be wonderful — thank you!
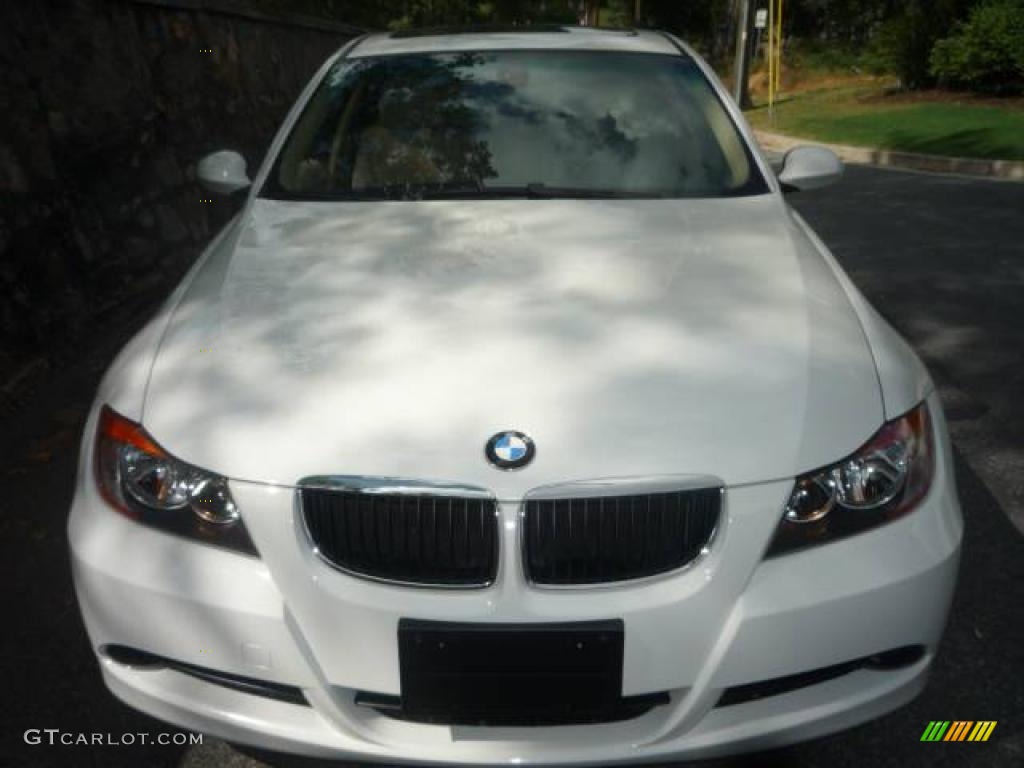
[485,430,536,471]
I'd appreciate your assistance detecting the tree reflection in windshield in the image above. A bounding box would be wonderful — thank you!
[267,50,768,200]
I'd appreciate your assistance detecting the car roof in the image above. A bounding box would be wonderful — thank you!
[348,26,682,58]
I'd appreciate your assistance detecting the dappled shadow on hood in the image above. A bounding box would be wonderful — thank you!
[141,195,880,495]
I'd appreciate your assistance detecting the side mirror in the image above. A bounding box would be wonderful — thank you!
[777,146,843,192]
[197,150,251,195]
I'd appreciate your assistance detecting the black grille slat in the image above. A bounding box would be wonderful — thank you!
[525,488,721,585]
[302,488,498,586]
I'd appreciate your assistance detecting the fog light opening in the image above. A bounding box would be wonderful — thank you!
[101,644,166,669]
[866,644,926,670]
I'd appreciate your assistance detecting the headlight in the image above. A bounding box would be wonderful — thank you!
[94,406,257,555]
[766,402,934,557]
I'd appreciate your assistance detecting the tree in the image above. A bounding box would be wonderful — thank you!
[931,0,1024,92]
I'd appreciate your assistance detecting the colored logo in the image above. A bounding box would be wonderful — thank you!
[920,721,997,742]
[485,431,535,470]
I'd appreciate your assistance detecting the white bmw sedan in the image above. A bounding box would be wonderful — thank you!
[69,26,962,764]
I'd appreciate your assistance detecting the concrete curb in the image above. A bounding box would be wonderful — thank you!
[754,129,1024,181]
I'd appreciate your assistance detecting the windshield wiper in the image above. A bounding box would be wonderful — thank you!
[521,183,652,199]
[416,183,656,200]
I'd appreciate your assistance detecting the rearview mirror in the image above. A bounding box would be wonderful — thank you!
[197,150,251,195]
[777,146,843,192]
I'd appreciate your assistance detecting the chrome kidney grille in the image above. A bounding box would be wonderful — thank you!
[301,486,499,587]
[300,478,720,588]
[523,488,721,585]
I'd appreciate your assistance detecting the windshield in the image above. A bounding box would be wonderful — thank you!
[263,50,768,201]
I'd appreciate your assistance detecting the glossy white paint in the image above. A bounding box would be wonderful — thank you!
[350,27,681,58]
[143,195,882,497]
[778,146,844,191]
[70,396,961,763]
[789,210,933,418]
[197,150,251,195]
[69,27,961,764]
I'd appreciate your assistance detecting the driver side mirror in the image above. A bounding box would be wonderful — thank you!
[197,150,251,195]
[777,146,843,192]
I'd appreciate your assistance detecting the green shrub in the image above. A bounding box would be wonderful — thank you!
[788,38,869,74]
[863,15,925,83]
[930,0,1024,92]
[863,0,978,89]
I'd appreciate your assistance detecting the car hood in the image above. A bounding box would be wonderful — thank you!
[144,197,883,497]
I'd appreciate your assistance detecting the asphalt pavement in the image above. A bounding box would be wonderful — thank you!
[2,164,1022,768]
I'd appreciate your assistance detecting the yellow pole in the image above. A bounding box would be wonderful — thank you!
[776,0,784,94]
[768,0,775,113]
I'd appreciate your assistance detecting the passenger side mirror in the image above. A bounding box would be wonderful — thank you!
[197,150,251,195]
[777,146,843,192]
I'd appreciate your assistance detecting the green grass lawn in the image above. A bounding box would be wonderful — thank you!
[745,86,1024,161]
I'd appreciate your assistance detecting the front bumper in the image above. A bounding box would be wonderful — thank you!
[69,395,962,765]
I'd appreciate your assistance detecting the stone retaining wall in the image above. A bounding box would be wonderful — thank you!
[0,0,366,396]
